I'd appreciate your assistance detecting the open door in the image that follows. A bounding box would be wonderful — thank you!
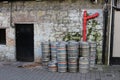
[110,0,120,65]
[15,24,34,62]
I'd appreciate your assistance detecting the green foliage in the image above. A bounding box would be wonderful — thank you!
[87,19,103,64]
[87,19,101,42]
[63,32,82,41]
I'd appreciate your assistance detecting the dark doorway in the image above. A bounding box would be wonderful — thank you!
[0,29,6,45]
[15,24,34,62]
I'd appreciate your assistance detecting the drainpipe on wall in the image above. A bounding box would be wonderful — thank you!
[108,0,113,65]
[102,0,109,65]
[10,1,13,27]
[83,10,99,41]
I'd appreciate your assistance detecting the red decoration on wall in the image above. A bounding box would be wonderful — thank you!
[83,10,99,41]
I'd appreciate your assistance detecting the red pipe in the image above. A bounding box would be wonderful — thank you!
[83,10,99,41]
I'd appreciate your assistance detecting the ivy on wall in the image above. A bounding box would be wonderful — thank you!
[63,16,103,64]
[87,19,102,64]
[87,20,101,42]
[63,32,82,41]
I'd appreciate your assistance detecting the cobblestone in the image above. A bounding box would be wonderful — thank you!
[0,62,120,80]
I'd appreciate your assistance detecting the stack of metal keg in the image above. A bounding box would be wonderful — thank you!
[67,41,79,72]
[41,41,50,68]
[41,41,97,73]
[50,42,58,62]
[79,41,90,73]
[89,41,97,68]
[57,42,67,72]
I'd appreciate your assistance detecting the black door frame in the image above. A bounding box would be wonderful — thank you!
[15,23,34,62]
[110,0,120,65]
[102,1,109,64]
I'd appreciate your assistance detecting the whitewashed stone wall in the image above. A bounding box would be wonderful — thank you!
[0,1,103,62]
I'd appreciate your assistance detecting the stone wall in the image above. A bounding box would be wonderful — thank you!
[0,0,103,62]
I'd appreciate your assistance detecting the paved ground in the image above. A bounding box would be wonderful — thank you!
[0,62,120,80]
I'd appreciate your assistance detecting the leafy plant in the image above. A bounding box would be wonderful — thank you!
[63,32,82,41]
